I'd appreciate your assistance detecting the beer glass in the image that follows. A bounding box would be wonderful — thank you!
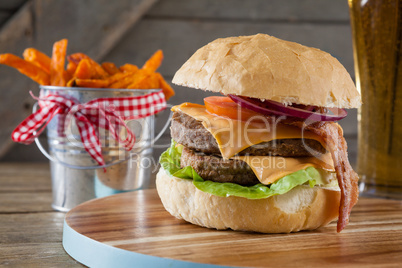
[349,0,402,199]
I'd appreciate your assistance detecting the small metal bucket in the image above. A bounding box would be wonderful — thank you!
[35,86,169,212]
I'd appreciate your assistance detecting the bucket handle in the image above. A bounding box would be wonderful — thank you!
[152,109,172,147]
[33,102,172,170]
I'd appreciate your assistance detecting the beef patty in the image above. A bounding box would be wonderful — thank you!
[180,146,259,186]
[171,111,326,157]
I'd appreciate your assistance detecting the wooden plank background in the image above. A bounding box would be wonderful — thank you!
[0,0,358,165]
[0,0,159,160]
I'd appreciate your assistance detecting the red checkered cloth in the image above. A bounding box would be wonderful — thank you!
[12,90,166,166]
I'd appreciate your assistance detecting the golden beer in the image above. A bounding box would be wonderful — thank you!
[349,0,402,198]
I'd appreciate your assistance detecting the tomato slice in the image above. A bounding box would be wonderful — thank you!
[204,96,265,122]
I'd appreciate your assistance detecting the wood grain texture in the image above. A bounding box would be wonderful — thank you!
[0,212,81,266]
[0,243,81,267]
[1,0,358,162]
[0,0,158,159]
[148,0,350,21]
[33,0,159,61]
[0,192,53,212]
[0,163,83,267]
[1,212,65,243]
[0,0,27,11]
[106,20,354,78]
[1,162,400,267]
[0,0,36,158]
[65,189,402,267]
[104,17,358,155]
[0,10,10,24]
[0,162,51,193]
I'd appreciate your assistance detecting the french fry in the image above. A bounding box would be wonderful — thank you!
[0,53,50,85]
[142,50,163,72]
[103,71,133,87]
[88,59,109,79]
[156,72,175,100]
[66,78,76,87]
[23,48,51,74]
[119,63,139,73]
[109,73,139,89]
[68,53,108,79]
[67,53,90,65]
[127,71,159,89]
[1,42,176,100]
[108,68,151,89]
[75,78,109,88]
[102,62,120,75]
[66,61,77,76]
[50,39,68,86]
[73,59,95,79]
[64,68,72,82]
[67,53,90,76]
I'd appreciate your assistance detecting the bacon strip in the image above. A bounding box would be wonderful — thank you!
[285,120,359,232]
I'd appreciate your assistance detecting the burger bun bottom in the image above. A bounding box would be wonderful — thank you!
[156,167,341,233]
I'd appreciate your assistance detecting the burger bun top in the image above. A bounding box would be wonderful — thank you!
[172,34,361,109]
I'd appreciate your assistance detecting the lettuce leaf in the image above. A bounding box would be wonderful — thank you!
[159,140,324,199]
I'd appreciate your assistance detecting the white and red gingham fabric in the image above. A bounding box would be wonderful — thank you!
[12,90,166,166]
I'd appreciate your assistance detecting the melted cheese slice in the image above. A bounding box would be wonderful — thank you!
[173,103,334,185]
[235,154,334,185]
[173,103,326,159]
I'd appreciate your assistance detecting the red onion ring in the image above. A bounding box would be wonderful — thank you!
[228,94,347,121]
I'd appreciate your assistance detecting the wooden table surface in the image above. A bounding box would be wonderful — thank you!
[0,163,82,266]
[1,162,402,267]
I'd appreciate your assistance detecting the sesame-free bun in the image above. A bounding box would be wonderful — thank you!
[172,34,361,108]
[156,168,341,233]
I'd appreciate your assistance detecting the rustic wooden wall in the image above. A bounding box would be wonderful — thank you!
[0,0,357,164]
[0,0,159,160]
[0,0,25,24]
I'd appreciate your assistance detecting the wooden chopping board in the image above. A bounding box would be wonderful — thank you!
[63,189,402,268]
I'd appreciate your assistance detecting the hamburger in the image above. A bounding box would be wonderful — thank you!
[157,34,360,233]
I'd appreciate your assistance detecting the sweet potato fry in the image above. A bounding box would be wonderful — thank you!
[50,39,68,86]
[68,53,108,79]
[23,48,51,74]
[64,69,72,82]
[1,41,175,100]
[119,63,139,73]
[67,53,90,65]
[73,59,95,79]
[156,72,175,100]
[75,79,109,88]
[109,68,150,88]
[66,78,76,87]
[88,59,109,79]
[102,62,120,75]
[142,50,163,72]
[121,69,153,89]
[127,71,160,89]
[67,53,90,76]
[103,71,133,87]
[66,61,77,76]
[109,73,138,89]
[0,53,50,85]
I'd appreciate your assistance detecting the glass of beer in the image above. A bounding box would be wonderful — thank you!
[349,0,402,199]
